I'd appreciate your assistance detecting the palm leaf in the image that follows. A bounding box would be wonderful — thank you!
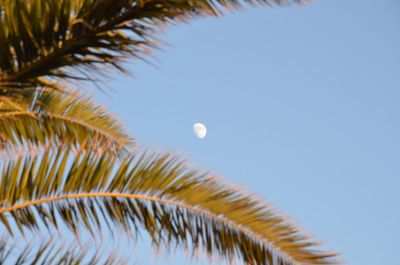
[0,148,338,265]
[0,0,305,89]
[0,237,128,265]
[0,89,133,156]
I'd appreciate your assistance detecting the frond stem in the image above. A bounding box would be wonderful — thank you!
[2,7,143,82]
[0,111,38,119]
[47,113,126,148]
[0,111,128,149]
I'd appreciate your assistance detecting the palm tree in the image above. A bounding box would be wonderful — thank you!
[0,1,339,264]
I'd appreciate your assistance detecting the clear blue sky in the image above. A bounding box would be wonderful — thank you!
[96,1,400,264]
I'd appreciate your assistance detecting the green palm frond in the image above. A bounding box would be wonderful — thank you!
[0,237,128,265]
[0,90,133,156]
[0,149,338,265]
[0,0,304,89]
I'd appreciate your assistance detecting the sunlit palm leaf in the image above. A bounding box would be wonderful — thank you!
[0,237,127,265]
[0,149,337,265]
[0,90,133,156]
[0,0,305,89]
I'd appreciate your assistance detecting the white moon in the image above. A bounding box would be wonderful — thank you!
[193,123,207,139]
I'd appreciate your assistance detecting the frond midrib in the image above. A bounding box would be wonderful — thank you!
[48,113,129,148]
[2,7,141,82]
[0,110,130,149]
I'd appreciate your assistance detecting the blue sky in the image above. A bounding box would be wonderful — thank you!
[96,1,400,264]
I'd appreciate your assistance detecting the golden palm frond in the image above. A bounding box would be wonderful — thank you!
[0,0,305,89]
[0,90,133,156]
[0,237,127,265]
[0,148,338,265]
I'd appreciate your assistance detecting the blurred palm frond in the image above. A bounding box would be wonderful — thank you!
[0,148,338,265]
[0,89,133,156]
[0,0,305,90]
[0,237,128,265]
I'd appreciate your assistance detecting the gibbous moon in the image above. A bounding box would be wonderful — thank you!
[193,123,207,139]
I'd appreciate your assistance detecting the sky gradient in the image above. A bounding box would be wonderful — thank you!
[95,1,400,264]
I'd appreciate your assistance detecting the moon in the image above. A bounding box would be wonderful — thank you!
[193,123,207,139]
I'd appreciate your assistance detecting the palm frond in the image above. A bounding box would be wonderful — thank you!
[0,90,133,156]
[0,237,128,265]
[0,0,305,89]
[0,149,338,265]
